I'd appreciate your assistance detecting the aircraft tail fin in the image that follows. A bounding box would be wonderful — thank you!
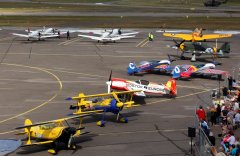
[172,66,181,79]
[127,62,138,75]
[219,42,230,53]
[24,119,32,133]
[24,119,33,145]
[166,78,177,96]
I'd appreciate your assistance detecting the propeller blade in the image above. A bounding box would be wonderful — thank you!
[172,39,178,45]
[108,70,112,81]
[179,40,185,45]
[107,70,112,93]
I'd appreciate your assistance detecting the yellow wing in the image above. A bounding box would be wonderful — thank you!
[195,34,232,40]
[70,90,141,99]
[73,110,104,115]
[163,33,232,41]
[16,114,89,129]
[163,33,193,40]
[21,140,54,147]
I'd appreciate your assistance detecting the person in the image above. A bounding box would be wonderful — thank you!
[67,30,70,40]
[201,119,210,136]
[196,105,206,121]
[216,104,221,124]
[148,32,153,41]
[208,131,216,146]
[222,86,229,102]
[150,33,154,41]
[227,131,236,146]
[228,76,233,91]
[229,144,237,156]
[234,110,240,127]
[237,90,240,103]
[58,31,60,39]
[210,105,217,126]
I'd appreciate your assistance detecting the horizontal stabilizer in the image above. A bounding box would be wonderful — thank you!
[21,140,53,147]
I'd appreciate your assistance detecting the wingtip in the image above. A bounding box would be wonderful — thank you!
[65,97,72,101]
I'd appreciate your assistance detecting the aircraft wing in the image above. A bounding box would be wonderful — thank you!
[110,35,136,41]
[21,140,54,147]
[195,69,229,76]
[213,30,240,35]
[121,32,139,36]
[157,29,192,33]
[72,110,104,115]
[16,114,89,129]
[78,34,103,41]
[163,33,193,40]
[12,33,29,38]
[40,34,60,39]
[67,90,142,100]
[195,34,232,40]
[77,30,105,35]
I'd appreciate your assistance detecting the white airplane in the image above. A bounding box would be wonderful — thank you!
[78,28,139,43]
[12,27,80,41]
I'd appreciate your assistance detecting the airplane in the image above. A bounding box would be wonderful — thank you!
[12,27,80,41]
[171,40,230,61]
[66,90,141,127]
[127,55,175,75]
[15,115,89,154]
[160,28,232,42]
[78,28,139,43]
[171,63,229,79]
[107,77,177,98]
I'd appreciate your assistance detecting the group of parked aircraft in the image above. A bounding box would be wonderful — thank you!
[2,26,237,154]
[12,27,139,42]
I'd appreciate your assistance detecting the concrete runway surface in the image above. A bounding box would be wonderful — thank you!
[0,28,239,156]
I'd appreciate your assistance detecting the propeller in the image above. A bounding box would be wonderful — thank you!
[64,120,77,149]
[171,39,185,50]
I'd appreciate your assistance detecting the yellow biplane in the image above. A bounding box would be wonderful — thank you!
[15,115,88,154]
[66,90,141,127]
[163,28,232,42]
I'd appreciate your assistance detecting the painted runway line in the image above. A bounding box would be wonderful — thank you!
[0,63,63,124]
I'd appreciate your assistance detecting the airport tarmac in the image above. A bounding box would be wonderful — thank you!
[0,28,239,156]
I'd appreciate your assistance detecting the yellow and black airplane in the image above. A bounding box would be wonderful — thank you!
[15,115,89,154]
[163,28,232,42]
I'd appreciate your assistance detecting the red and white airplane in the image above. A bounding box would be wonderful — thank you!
[106,78,177,98]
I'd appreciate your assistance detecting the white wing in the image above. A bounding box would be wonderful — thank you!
[110,35,136,41]
[213,30,240,35]
[78,34,103,41]
[156,29,192,33]
[12,33,29,38]
[40,34,60,39]
[120,32,139,36]
[77,30,107,35]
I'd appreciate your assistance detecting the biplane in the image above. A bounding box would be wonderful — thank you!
[66,90,141,127]
[162,28,232,42]
[15,115,89,154]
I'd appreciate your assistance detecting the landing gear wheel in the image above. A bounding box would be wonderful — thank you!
[48,149,57,155]
[180,56,185,60]
[97,120,105,127]
[119,117,128,123]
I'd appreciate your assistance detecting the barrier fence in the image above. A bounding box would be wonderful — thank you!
[194,115,214,156]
